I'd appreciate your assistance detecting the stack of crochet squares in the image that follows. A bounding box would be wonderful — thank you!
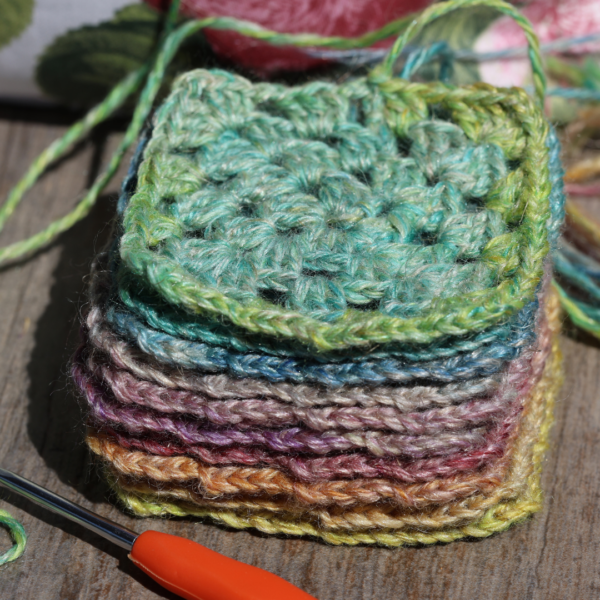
[74,68,565,546]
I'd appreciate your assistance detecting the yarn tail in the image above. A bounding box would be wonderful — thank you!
[0,509,27,566]
[555,192,600,340]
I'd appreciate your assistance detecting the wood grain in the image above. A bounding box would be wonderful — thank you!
[0,109,599,600]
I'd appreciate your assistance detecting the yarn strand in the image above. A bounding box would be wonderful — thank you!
[379,0,546,105]
[0,510,26,566]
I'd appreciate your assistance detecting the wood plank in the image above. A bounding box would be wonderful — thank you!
[0,112,599,600]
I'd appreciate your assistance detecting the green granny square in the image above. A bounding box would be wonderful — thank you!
[119,68,551,351]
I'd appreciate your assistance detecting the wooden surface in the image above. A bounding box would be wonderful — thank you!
[0,106,600,600]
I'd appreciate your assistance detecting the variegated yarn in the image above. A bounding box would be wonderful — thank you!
[0,511,27,566]
[70,0,571,547]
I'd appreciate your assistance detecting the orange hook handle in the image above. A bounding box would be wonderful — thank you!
[130,530,318,600]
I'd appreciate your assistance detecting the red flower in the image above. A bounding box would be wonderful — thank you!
[145,0,432,74]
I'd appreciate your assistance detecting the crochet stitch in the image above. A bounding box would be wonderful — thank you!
[82,273,553,421]
[104,296,538,385]
[104,335,557,533]
[88,325,563,543]
[92,424,515,487]
[78,358,531,433]
[95,254,548,387]
[85,299,506,409]
[116,256,535,362]
[76,291,552,463]
[112,123,564,361]
[0,0,585,559]
[74,291,553,481]
[84,290,559,510]
[65,0,570,549]
[86,326,558,509]
[119,68,552,352]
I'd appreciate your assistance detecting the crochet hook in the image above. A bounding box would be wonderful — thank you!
[0,467,317,600]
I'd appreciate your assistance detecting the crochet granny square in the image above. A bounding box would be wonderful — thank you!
[119,69,551,352]
[74,0,568,551]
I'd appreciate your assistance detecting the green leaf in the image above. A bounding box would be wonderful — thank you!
[0,0,34,49]
[35,3,212,107]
